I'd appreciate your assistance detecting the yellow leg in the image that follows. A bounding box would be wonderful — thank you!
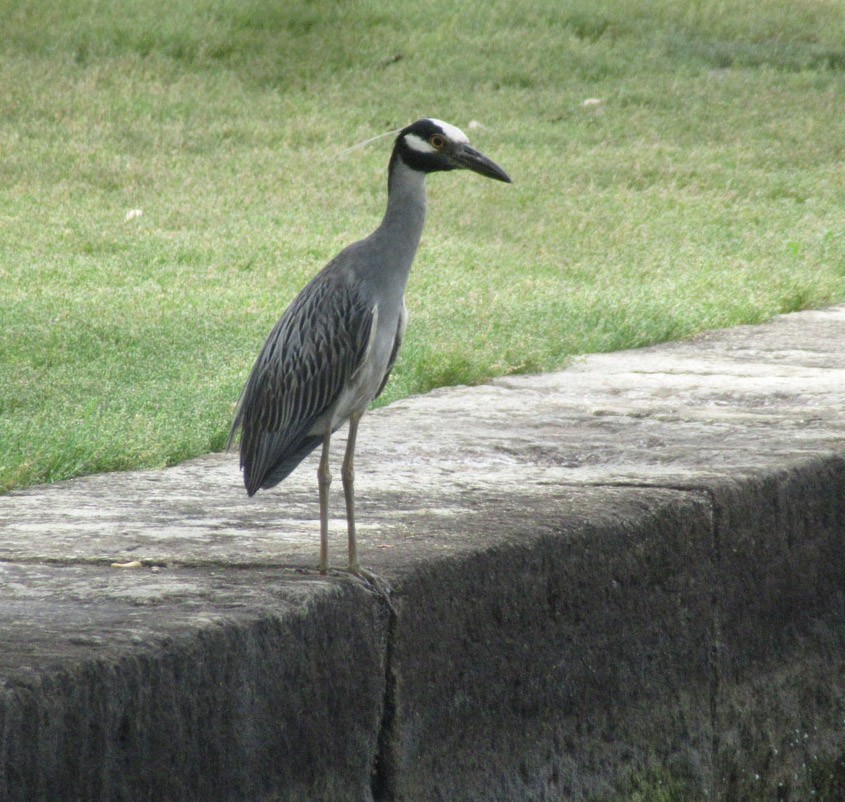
[341,412,362,571]
[317,427,332,574]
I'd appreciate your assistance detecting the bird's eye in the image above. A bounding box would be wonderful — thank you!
[430,134,446,149]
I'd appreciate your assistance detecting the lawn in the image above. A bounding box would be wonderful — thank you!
[1,0,844,493]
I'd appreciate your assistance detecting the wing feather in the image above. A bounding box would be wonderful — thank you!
[229,264,374,495]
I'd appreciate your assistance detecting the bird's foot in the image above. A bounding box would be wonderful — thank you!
[332,565,397,616]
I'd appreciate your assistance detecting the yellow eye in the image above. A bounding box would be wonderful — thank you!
[430,134,446,149]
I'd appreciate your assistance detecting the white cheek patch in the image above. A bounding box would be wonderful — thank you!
[427,118,469,144]
[403,133,438,154]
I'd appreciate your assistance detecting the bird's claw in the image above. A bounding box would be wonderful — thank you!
[331,566,397,616]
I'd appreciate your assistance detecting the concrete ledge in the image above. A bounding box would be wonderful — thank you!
[378,488,717,801]
[1,305,844,800]
[0,570,388,800]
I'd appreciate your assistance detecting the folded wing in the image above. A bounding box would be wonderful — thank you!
[229,266,375,496]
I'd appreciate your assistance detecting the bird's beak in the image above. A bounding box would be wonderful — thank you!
[449,143,512,183]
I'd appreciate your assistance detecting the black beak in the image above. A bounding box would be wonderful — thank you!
[449,143,512,183]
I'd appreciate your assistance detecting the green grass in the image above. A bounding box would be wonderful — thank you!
[2,0,844,492]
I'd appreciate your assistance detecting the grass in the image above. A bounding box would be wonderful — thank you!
[1,0,844,493]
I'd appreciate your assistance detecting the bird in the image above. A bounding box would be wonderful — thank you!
[228,117,511,576]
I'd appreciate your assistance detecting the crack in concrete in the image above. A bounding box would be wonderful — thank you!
[371,594,399,801]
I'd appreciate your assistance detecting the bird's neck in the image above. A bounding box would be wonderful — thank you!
[376,154,428,263]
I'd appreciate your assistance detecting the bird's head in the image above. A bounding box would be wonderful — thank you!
[394,118,511,183]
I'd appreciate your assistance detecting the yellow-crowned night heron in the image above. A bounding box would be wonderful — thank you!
[229,118,511,574]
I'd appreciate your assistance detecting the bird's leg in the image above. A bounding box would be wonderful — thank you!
[339,417,397,614]
[317,427,332,574]
[341,412,361,571]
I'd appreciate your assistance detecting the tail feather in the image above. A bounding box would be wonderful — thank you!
[255,435,323,494]
[242,427,323,496]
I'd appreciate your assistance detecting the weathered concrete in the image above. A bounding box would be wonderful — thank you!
[1,305,844,800]
[0,566,388,801]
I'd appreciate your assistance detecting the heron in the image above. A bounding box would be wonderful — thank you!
[229,117,511,576]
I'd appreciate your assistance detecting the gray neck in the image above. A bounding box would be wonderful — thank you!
[366,155,427,289]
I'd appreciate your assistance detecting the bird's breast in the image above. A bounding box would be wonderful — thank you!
[324,299,404,429]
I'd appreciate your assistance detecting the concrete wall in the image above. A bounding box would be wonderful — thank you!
[1,306,844,800]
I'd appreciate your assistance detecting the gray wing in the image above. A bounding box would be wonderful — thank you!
[230,265,374,496]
